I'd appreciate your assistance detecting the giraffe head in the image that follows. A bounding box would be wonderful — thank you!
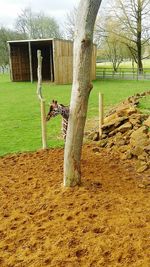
[46,100,59,121]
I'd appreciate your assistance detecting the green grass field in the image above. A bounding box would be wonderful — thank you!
[96,59,150,69]
[96,59,150,76]
[0,73,150,156]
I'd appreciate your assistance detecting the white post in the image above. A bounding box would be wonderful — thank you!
[99,92,104,138]
[37,50,47,149]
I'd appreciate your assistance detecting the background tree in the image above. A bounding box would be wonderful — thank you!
[64,0,102,187]
[0,27,25,71]
[108,0,150,74]
[98,18,130,71]
[64,5,104,43]
[64,7,77,40]
[15,8,62,39]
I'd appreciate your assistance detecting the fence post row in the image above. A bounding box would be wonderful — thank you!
[96,67,150,80]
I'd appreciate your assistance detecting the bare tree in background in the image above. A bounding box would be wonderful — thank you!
[64,0,102,187]
[109,0,150,74]
[15,7,62,39]
[64,5,104,44]
[98,18,130,71]
[64,7,77,40]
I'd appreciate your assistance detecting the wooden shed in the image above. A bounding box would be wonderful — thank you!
[7,38,97,84]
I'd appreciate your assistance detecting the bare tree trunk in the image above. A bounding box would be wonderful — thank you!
[137,0,143,74]
[64,0,102,187]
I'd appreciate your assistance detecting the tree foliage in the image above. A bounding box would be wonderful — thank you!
[64,6,104,43]
[15,8,62,39]
[64,7,77,40]
[108,0,150,73]
[98,18,130,71]
[0,27,25,68]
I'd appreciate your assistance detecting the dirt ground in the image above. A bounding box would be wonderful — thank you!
[0,144,150,267]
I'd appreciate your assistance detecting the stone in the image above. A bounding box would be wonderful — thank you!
[117,107,137,117]
[137,165,148,173]
[116,139,126,146]
[87,91,150,173]
[102,116,128,133]
[118,145,131,153]
[92,147,100,153]
[138,183,147,188]
[130,126,149,147]
[144,145,150,152]
[88,132,99,141]
[117,122,132,133]
[88,132,96,140]
[133,125,141,131]
[125,130,134,139]
[130,113,142,120]
[120,153,128,160]
[144,116,150,127]
[104,113,118,124]
[129,117,141,126]
[138,155,147,161]
[97,139,108,148]
[131,146,144,157]
[101,133,107,139]
[126,150,133,159]
[84,131,91,136]
[106,140,114,148]
[136,160,148,173]
[142,178,150,186]
[93,132,99,141]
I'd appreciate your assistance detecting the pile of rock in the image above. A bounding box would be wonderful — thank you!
[88,91,150,173]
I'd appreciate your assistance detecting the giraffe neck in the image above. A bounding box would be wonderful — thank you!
[58,104,69,120]
[62,118,68,140]
[57,105,69,140]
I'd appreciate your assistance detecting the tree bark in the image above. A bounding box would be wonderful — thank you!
[137,0,143,74]
[64,0,102,187]
[37,50,47,149]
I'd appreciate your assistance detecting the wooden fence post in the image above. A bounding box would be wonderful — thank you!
[40,99,47,149]
[99,92,104,139]
[37,50,47,149]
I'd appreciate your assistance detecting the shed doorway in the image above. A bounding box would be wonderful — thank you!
[31,41,54,81]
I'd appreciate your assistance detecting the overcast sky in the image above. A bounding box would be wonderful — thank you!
[0,0,80,29]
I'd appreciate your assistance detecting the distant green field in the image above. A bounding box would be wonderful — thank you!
[0,74,150,156]
[96,59,150,69]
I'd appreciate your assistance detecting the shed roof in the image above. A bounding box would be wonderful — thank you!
[7,38,73,44]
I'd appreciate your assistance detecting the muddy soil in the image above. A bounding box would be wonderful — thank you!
[0,144,150,267]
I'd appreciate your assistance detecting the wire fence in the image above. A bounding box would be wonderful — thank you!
[96,68,150,80]
[0,66,9,74]
[1,66,150,81]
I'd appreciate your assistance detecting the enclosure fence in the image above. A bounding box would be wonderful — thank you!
[0,66,9,74]
[96,68,150,80]
[2,66,150,81]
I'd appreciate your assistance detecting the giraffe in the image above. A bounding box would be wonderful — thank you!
[46,100,69,140]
